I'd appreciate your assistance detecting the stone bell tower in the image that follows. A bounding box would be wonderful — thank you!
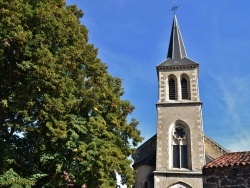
[154,15,205,188]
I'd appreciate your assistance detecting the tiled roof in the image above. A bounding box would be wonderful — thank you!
[203,151,250,169]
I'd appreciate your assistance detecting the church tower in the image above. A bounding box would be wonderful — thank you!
[154,15,205,187]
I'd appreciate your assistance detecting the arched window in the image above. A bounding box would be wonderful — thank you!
[169,76,177,100]
[180,74,191,100]
[172,125,188,168]
[181,78,188,99]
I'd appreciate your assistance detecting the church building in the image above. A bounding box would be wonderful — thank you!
[132,15,228,188]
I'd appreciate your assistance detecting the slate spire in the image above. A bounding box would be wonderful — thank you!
[157,15,198,67]
[167,15,187,59]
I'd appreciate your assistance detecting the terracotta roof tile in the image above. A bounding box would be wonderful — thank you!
[203,151,250,169]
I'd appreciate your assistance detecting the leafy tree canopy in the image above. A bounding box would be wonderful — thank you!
[0,0,142,187]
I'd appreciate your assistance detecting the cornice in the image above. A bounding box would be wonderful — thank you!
[157,64,198,71]
[156,101,202,107]
[154,170,202,175]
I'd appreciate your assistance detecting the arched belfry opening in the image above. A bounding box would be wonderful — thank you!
[168,75,177,100]
[180,74,191,100]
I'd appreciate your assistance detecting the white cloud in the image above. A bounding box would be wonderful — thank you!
[214,75,250,151]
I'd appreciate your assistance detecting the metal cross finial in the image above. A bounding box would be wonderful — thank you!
[170,1,180,15]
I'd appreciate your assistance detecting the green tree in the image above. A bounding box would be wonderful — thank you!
[0,0,142,187]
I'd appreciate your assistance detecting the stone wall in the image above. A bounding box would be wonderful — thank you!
[203,165,250,188]
[154,172,203,188]
[133,165,154,188]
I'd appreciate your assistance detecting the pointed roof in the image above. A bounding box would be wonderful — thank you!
[157,15,198,68]
[167,15,187,59]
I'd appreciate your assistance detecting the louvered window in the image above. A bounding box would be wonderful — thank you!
[181,78,189,99]
[169,78,176,100]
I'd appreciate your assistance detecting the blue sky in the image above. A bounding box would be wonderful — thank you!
[66,0,250,152]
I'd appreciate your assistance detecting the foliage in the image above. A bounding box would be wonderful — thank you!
[0,0,142,187]
[0,169,46,188]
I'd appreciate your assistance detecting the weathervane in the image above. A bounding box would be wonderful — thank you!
[170,1,180,15]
